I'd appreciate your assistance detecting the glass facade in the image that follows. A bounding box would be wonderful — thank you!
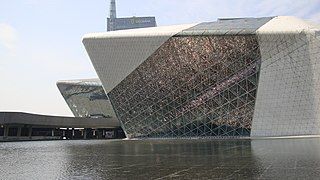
[108,35,261,138]
[57,80,117,118]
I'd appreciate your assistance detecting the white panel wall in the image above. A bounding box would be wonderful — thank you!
[252,22,320,136]
[82,24,196,93]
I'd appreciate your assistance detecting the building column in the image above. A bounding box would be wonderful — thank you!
[103,129,105,138]
[83,129,87,139]
[28,126,32,139]
[72,128,75,139]
[3,126,9,139]
[0,125,3,137]
[114,129,118,139]
[62,130,65,138]
[17,127,22,137]
[51,129,55,137]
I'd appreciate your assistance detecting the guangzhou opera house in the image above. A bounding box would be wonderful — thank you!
[62,16,320,139]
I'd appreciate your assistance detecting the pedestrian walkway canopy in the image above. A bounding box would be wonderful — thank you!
[0,112,120,128]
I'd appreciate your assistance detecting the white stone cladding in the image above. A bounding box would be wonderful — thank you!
[82,24,196,93]
[251,17,320,137]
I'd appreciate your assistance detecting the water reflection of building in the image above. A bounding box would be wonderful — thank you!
[251,138,320,178]
[61,139,261,179]
[82,16,320,139]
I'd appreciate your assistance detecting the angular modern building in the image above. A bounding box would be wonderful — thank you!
[82,16,320,138]
[57,79,116,119]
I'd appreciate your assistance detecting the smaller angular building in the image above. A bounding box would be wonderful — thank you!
[57,79,116,119]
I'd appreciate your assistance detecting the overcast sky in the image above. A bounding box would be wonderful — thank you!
[0,0,320,116]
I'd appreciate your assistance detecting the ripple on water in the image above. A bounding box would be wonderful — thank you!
[0,138,320,179]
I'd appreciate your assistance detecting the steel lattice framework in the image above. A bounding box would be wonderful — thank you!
[108,35,261,138]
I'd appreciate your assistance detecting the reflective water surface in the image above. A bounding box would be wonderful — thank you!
[1,138,320,179]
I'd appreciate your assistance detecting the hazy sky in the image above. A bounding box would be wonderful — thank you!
[1,0,320,116]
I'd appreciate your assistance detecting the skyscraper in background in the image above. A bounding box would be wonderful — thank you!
[107,0,157,31]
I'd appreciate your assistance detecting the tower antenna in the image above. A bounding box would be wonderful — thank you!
[109,0,117,19]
